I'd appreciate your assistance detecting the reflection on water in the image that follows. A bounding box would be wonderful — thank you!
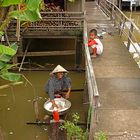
[122,12,140,68]
[0,71,87,140]
[124,11,140,28]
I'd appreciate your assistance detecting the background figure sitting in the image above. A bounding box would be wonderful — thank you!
[88,29,103,58]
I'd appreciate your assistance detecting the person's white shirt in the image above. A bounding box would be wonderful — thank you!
[91,38,103,55]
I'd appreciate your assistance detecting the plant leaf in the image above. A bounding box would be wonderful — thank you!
[10,43,19,51]
[0,0,22,7]
[3,63,19,70]
[9,9,42,22]
[26,0,40,11]
[0,54,11,62]
[0,31,4,37]
[0,43,18,62]
[0,45,16,56]
[0,61,6,69]
[0,72,21,82]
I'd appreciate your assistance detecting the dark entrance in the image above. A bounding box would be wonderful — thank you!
[44,0,64,9]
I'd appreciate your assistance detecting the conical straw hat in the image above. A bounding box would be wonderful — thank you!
[51,65,68,74]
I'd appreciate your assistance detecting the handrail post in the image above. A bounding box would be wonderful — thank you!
[105,0,107,14]
[111,3,114,21]
[113,7,117,26]
[97,0,100,5]
[118,0,122,10]
[83,19,99,140]
[89,96,99,140]
[102,0,140,56]
[119,14,123,35]
[16,4,20,42]
[120,17,126,36]
[127,23,134,50]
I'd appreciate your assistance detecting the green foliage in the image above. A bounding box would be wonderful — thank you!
[0,17,11,31]
[0,0,42,83]
[0,43,22,82]
[1,63,18,71]
[9,0,42,22]
[0,54,11,63]
[0,72,21,81]
[0,0,42,26]
[0,43,18,63]
[0,0,22,7]
[72,112,80,124]
[0,44,17,56]
[9,9,41,22]
[60,113,88,140]
[26,0,40,11]
[0,61,5,69]
[0,65,22,82]
[0,31,4,37]
[95,131,108,140]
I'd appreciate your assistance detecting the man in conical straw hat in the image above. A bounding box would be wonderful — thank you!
[45,65,71,109]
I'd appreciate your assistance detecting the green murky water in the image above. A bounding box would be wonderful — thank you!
[122,11,140,42]
[0,56,87,140]
[124,11,140,28]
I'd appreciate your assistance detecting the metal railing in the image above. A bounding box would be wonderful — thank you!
[11,12,84,32]
[83,19,99,140]
[29,12,84,31]
[99,0,140,55]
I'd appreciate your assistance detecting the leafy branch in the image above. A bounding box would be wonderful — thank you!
[60,113,88,140]
[95,131,108,140]
[0,0,42,88]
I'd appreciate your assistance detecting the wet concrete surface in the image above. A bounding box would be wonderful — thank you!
[97,78,140,91]
[86,1,140,139]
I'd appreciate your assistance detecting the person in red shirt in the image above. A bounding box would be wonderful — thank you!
[88,29,103,58]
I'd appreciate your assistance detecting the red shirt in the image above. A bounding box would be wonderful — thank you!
[88,39,98,47]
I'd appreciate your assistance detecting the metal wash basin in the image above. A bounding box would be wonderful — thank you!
[44,98,71,115]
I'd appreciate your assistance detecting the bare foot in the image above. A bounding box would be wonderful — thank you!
[91,55,97,58]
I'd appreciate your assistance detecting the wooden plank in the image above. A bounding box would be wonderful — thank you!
[21,68,85,71]
[17,50,75,57]
[21,32,82,38]
[22,35,77,39]
[41,17,84,19]
[19,40,31,71]
[26,121,89,126]
[33,99,40,122]
[40,11,84,14]
[27,26,82,28]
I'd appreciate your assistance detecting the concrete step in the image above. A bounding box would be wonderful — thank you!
[108,132,140,140]
[97,109,140,132]
[96,77,140,91]
[93,65,140,78]
[95,132,140,140]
